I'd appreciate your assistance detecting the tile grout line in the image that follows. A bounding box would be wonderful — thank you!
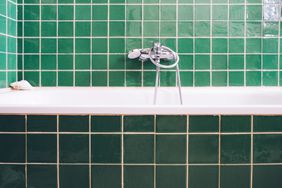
[5,0,8,87]
[226,0,230,86]
[25,115,27,188]
[73,0,76,86]
[210,0,213,86]
[243,0,247,86]
[57,115,60,188]
[90,1,93,86]
[278,3,281,86]
[250,115,254,188]
[192,0,195,87]
[186,115,189,188]
[153,114,156,188]
[124,0,127,87]
[39,0,42,86]
[88,115,92,188]
[218,115,221,188]
[106,0,110,87]
[56,0,58,86]
[121,115,124,188]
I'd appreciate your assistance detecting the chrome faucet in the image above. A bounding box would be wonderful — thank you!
[128,42,183,105]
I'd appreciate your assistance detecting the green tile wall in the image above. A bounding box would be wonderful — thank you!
[15,0,282,87]
[0,114,282,187]
[0,0,17,88]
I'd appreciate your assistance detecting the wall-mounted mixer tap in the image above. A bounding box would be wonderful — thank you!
[128,42,183,105]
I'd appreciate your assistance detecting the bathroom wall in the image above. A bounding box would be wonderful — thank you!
[18,0,281,87]
[0,0,17,88]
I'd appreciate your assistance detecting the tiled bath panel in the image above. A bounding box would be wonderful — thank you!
[0,115,282,188]
[16,0,282,87]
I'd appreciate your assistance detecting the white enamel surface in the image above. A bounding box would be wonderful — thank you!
[0,87,282,115]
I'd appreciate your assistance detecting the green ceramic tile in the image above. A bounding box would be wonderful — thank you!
[24,71,39,86]
[246,5,262,20]
[24,22,39,36]
[0,165,25,188]
[27,115,57,132]
[27,134,57,163]
[221,116,251,132]
[264,22,279,37]
[221,135,251,164]
[127,5,142,20]
[24,38,39,53]
[41,5,56,20]
[178,5,193,20]
[195,5,210,20]
[230,5,245,20]
[195,38,210,53]
[42,22,56,36]
[263,38,278,53]
[254,134,282,163]
[189,166,218,188]
[0,115,25,132]
[127,22,142,36]
[212,55,227,70]
[178,38,193,53]
[189,135,218,163]
[161,5,176,20]
[92,134,121,163]
[253,165,282,188]
[189,116,219,132]
[254,116,282,132]
[75,55,90,70]
[263,71,278,86]
[91,116,121,132]
[92,165,121,188]
[247,22,262,36]
[263,55,278,69]
[92,38,107,53]
[75,39,90,53]
[126,71,142,86]
[92,71,107,86]
[42,72,57,86]
[75,71,90,86]
[156,166,186,188]
[75,5,91,20]
[156,115,187,133]
[0,134,25,162]
[246,55,261,69]
[144,5,159,20]
[110,22,125,36]
[58,6,74,20]
[60,134,89,163]
[41,39,56,53]
[229,38,244,53]
[160,22,176,36]
[246,38,261,53]
[195,21,210,36]
[60,165,89,188]
[156,135,186,164]
[220,166,250,188]
[195,72,210,86]
[58,22,73,36]
[180,71,193,86]
[92,5,107,20]
[92,55,107,69]
[212,5,228,20]
[246,71,261,86]
[124,135,154,163]
[59,115,89,132]
[76,22,91,36]
[58,55,73,70]
[58,39,73,53]
[109,71,125,86]
[124,116,154,132]
[27,165,57,188]
[178,22,193,37]
[24,5,39,20]
[212,38,227,53]
[124,166,154,188]
[195,55,210,70]
[229,71,244,86]
[212,71,227,86]
[110,5,125,20]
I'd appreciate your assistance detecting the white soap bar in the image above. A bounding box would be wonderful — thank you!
[10,80,33,90]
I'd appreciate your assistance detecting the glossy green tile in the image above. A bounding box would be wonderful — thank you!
[124,135,154,163]
[221,116,251,132]
[92,38,107,53]
[27,115,57,132]
[156,166,186,188]
[246,71,261,86]
[230,5,245,20]
[189,115,219,132]
[189,135,218,163]
[92,165,121,188]
[60,165,89,188]
[263,55,278,69]
[195,21,210,36]
[91,116,121,132]
[263,71,278,86]
[0,115,25,132]
[60,134,89,163]
[24,5,39,20]
[42,22,57,36]
[92,55,107,69]
[92,134,121,163]
[110,5,125,20]
[253,165,282,188]
[27,165,57,188]
[246,55,261,69]
[212,38,227,53]
[27,134,57,163]
[75,39,90,53]
[92,71,107,86]
[124,166,154,188]
[246,38,261,53]
[58,39,73,53]
[24,22,39,36]
[75,71,90,86]
[92,5,107,20]
[58,55,73,70]
[0,165,25,188]
[195,71,210,86]
[127,5,142,20]
[156,135,186,164]
[42,71,57,86]
[41,5,57,20]
[58,5,73,20]
[246,5,262,20]
[229,71,244,86]
[254,116,282,132]
[221,135,251,163]
[0,134,25,162]
[156,115,186,133]
[221,166,250,188]
[195,38,210,53]
[58,22,73,36]
[254,134,282,163]
[263,38,278,53]
[124,116,154,132]
[76,22,91,36]
[41,39,56,53]
[109,71,125,86]
[23,71,39,86]
[126,71,142,86]
[195,5,210,20]
[189,166,218,188]
[75,5,91,20]
[59,115,89,132]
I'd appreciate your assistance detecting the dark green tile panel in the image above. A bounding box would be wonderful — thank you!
[189,135,218,163]
[156,166,186,188]
[27,165,57,188]
[189,166,218,188]
[124,166,154,188]
[254,116,282,132]
[0,165,25,188]
[92,115,121,132]
[0,115,25,132]
[0,134,25,162]
[124,134,154,163]
[92,134,121,163]
[60,134,89,163]
[124,115,154,132]
[221,116,251,132]
[221,135,251,163]
[220,166,250,188]
[92,165,121,188]
[253,165,282,188]
[254,134,282,163]
[27,134,57,163]
[59,115,89,132]
[156,115,187,133]
[60,165,89,188]
[27,115,57,132]
[189,115,219,132]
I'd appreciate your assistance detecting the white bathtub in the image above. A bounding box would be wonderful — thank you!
[0,87,282,115]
